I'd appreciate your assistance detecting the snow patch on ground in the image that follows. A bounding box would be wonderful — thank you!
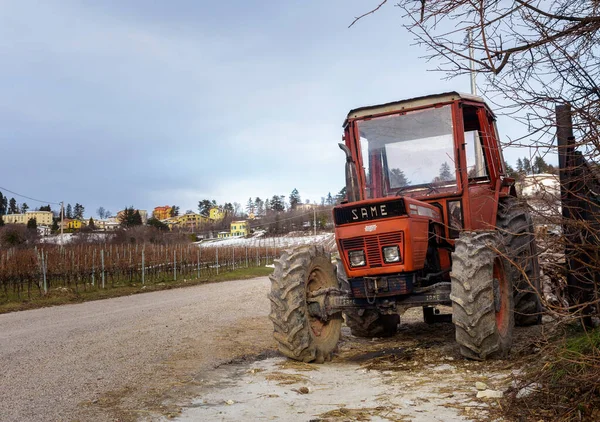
[196,233,335,249]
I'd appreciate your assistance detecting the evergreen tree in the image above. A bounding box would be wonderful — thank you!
[289,188,301,210]
[264,198,271,213]
[439,162,454,181]
[390,168,410,187]
[21,203,29,213]
[39,205,51,212]
[255,197,264,215]
[27,217,37,230]
[119,206,143,227]
[223,203,234,215]
[73,203,85,220]
[170,205,180,217]
[522,157,532,175]
[533,156,550,174]
[0,191,5,215]
[65,203,73,219]
[246,197,256,214]
[88,217,96,230]
[516,158,524,173]
[147,217,169,231]
[0,215,4,227]
[51,219,59,232]
[325,192,334,205]
[270,195,285,212]
[198,199,216,215]
[8,197,18,214]
[504,161,518,178]
[336,186,347,203]
[132,210,143,226]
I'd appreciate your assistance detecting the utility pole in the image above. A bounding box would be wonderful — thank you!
[313,206,316,236]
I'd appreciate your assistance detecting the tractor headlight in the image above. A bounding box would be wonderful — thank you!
[348,250,366,267]
[383,246,400,263]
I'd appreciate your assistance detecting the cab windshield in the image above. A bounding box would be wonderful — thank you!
[357,105,457,199]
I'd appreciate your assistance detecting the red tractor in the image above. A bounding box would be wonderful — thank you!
[269,92,541,362]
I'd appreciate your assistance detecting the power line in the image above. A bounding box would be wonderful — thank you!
[0,186,61,206]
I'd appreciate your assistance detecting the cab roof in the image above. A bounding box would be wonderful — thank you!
[344,91,489,126]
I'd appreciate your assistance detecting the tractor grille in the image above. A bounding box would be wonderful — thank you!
[340,232,403,268]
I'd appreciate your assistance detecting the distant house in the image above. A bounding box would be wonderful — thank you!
[216,221,249,238]
[209,207,225,221]
[60,218,85,230]
[95,218,120,231]
[3,211,53,226]
[153,206,172,220]
[230,220,248,237]
[295,203,316,212]
[174,212,211,230]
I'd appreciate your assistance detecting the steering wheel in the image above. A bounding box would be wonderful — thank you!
[426,184,440,195]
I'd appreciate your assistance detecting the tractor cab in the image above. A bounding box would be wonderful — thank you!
[339,92,512,240]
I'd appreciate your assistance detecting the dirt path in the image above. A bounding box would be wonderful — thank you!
[0,277,275,422]
[0,276,541,421]
[173,309,541,421]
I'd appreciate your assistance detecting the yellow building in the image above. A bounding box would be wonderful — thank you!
[153,206,172,220]
[61,219,85,230]
[230,221,248,237]
[175,212,211,229]
[3,211,53,226]
[209,207,225,221]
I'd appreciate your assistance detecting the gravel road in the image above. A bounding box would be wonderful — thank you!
[0,277,274,422]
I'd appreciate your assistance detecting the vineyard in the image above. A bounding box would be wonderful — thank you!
[0,241,283,301]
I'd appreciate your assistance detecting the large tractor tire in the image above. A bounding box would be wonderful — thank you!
[451,232,514,360]
[335,260,399,338]
[268,245,342,363]
[497,197,542,326]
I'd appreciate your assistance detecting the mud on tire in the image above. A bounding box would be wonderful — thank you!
[451,232,514,360]
[497,197,542,326]
[335,260,399,338]
[268,245,342,363]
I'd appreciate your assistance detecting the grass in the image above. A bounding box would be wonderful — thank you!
[0,266,274,314]
[502,322,600,421]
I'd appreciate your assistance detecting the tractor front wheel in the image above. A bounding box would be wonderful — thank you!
[268,245,342,363]
[450,232,514,360]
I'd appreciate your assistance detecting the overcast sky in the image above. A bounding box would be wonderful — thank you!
[1,1,534,218]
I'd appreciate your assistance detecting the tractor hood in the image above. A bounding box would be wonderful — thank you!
[333,197,442,227]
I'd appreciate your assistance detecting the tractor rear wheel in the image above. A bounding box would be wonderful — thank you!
[335,260,399,338]
[268,245,342,363]
[451,232,514,360]
[497,197,542,326]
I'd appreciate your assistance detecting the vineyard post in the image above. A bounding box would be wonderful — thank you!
[142,247,145,285]
[92,250,95,286]
[216,247,219,275]
[41,250,47,294]
[256,244,259,266]
[101,249,105,289]
[173,249,177,281]
[197,248,200,279]
[245,246,248,268]
[232,247,235,271]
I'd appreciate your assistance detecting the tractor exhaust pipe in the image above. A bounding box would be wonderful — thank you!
[339,143,360,203]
